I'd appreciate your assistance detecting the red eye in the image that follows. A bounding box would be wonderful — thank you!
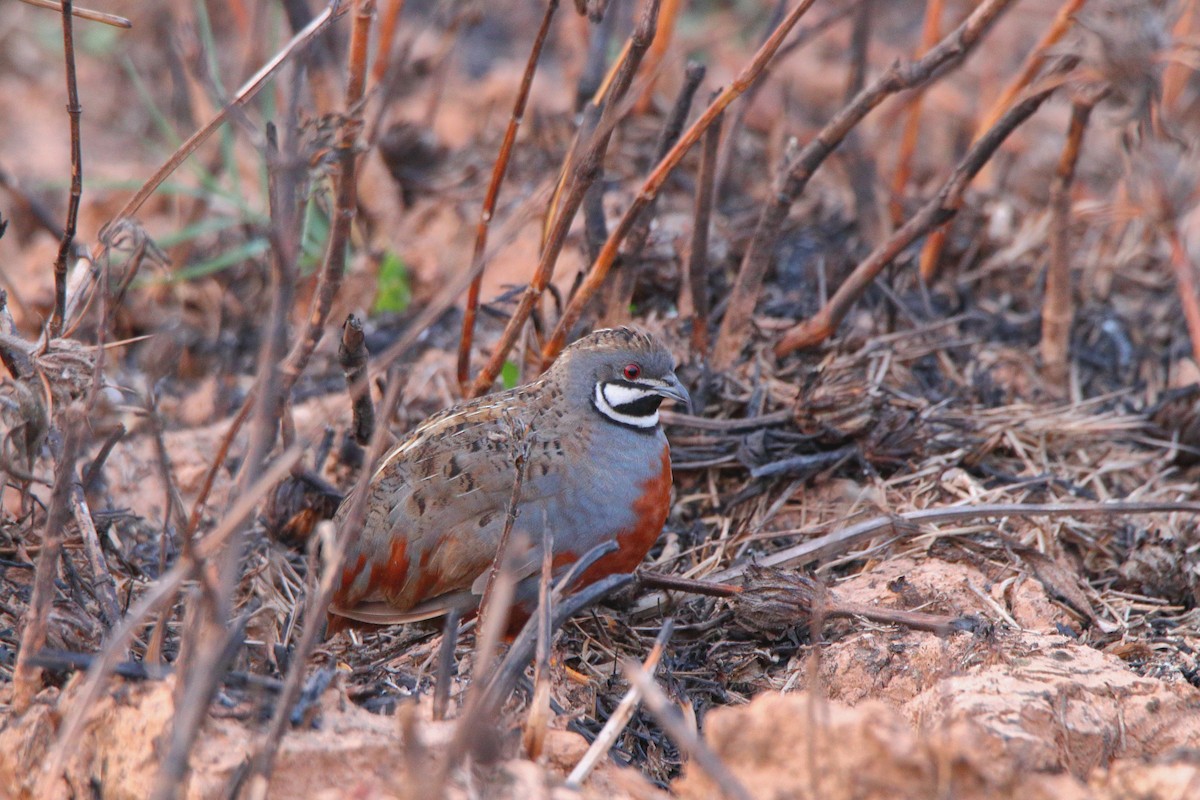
[623,363,641,380]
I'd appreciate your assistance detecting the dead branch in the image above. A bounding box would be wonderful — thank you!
[339,314,374,445]
[457,0,560,393]
[469,0,662,397]
[1041,96,1099,390]
[919,0,1085,281]
[773,76,1059,355]
[712,0,1015,370]
[889,0,945,225]
[16,0,132,28]
[541,0,820,368]
[687,102,722,358]
[49,0,83,338]
[11,409,84,713]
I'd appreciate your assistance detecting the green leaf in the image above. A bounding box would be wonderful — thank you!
[501,360,519,390]
[373,252,411,314]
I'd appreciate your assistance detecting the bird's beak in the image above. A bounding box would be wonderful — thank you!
[654,373,692,413]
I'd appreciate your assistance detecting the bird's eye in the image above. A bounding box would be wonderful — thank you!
[623,363,641,380]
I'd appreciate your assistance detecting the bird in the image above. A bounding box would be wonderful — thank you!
[327,326,690,635]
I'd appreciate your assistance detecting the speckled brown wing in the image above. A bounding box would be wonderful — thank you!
[328,380,589,626]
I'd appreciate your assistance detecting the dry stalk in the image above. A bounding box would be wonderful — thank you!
[521,515,555,759]
[623,660,753,800]
[773,76,1058,355]
[11,409,84,714]
[432,607,461,721]
[687,104,722,358]
[919,0,1085,281]
[1164,222,1200,368]
[711,0,1015,371]
[370,0,407,85]
[888,0,945,224]
[16,0,131,27]
[566,619,674,788]
[541,0,819,368]
[469,0,662,397]
[71,484,120,628]
[280,0,372,385]
[49,0,83,338]
[604,60,707,324]
[1041,96,1099,390]
[1163,0,1198,110]
[457,0,560,393]
[339,314,374,445]
[633,0,682,114]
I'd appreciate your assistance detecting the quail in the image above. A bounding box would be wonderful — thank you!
[327,326,690,634]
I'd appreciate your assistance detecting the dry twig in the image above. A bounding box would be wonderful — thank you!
[542,0,820,368]
[457,0,560,393]
[773,75,1059,355]
[712,0,1015,369]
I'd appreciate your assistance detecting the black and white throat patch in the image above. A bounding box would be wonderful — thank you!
[592,380,663,429]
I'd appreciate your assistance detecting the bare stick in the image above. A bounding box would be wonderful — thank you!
[773,76,1057,355]
[918,0,1084,281]
[1041,97,1097,389]
[566,619,674,788]
[457,0,560,393]
[542,0,819,368]
[71,484,121,628]
[370,0,407,85]
[49,0,82,338]
[605,60,707,321]
[469,0,662,397]
[623,661,753,800]
[16,0,132,28]
[280,0,371,385]
[712,0,1015,370]
[521,516,555,759]
[888,0,945,224]
[12,410,84,713]
[339,314,374,445]
[432,608,461,721]
[1164,222,1200,369]
[688,106,722,358]
[633,0,682,114]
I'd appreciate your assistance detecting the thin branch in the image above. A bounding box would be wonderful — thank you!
[469,0,663,397]
[1041,97,1098,390]
[12,410,84,713]
[16,0,132,28]
[774,75,1058,355]
[687,104,722,358]
[712,0,1015,370]
[604,60,707,322]
[918,0,1085,281]
[49,0,83,338]
[279,0,371,385]
[541,0,820,368]
[888,0,945,224]
[457,0,560,393]
[339,314,374,445]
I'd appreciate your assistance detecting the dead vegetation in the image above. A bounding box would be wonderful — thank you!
[4,0,1200,798]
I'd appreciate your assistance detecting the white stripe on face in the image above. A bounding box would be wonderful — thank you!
[593,382,659,428]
